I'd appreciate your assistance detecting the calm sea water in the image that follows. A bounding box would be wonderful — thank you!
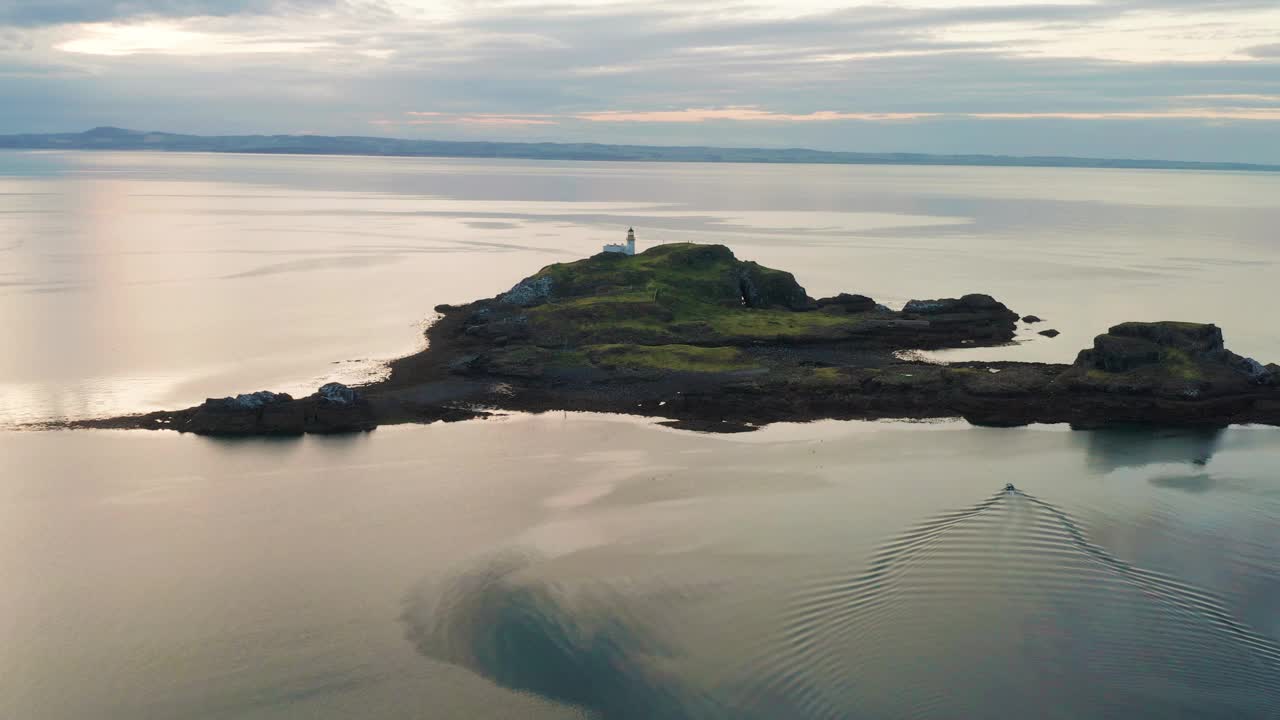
[2,151,1280,718]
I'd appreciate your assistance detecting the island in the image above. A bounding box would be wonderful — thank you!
[72,242,1280,435]
[5,127,1279,174]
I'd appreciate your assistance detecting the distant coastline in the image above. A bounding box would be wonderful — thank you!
[2,126,1278,173]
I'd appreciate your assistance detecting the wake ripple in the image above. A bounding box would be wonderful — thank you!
[401,553,716,718]
[403,491,1280,718]
[739,487,1280,719]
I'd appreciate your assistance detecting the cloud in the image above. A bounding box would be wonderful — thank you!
[0,0,349,27]
[579,107,1280,123]
[995,110,1280,120]
[577,108,934,123]
[379,104,1280,128]
[55,21,334,55]
[1,0,1278,161]
[1247,43,1280,58]
[384,112,560,126]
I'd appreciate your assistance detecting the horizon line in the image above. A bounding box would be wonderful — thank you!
[2,126,1278,173]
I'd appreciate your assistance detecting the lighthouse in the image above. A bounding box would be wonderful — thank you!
[602,227,637,256]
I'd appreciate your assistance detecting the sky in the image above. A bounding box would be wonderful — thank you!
[0,0,1278,162]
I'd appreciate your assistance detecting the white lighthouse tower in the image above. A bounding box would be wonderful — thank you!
[602,227,637,256]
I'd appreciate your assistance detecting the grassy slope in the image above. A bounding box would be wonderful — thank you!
[585,344,758,372]
[479,343,760,377]
[519,243,862,348]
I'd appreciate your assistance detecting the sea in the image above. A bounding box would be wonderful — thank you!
[3,150,1280,718]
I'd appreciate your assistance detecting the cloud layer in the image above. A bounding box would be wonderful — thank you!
[0,0,345,26]
[1,0,1277,161]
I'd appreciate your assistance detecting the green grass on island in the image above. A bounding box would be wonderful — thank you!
[513,243,868,348]
[478,343,760,377]
[584,344,759,373]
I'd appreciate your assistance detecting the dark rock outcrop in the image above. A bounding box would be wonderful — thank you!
[317,382,357,405]
[1063,322,1272,399]
[1110,321,1224,354]
[1086,333,1163,372]
[1022,315,1043,323]
[903,294,1006,315]
[205,391,291,410]
[735,262,815,310]
[1237,357,1273,385]
[900,294,1019,344]
[186,391,297,434]
[303,383,378,433]
[817,293,877,313]
[1039,329,1060,338]
[500,276,554,307]
[177,383,376,435]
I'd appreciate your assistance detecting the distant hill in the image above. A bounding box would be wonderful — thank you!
[2,126,1277,173]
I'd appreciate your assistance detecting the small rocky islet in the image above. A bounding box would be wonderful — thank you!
[78,242,1280,435]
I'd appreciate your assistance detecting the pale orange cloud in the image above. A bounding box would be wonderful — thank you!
[374,105,1280,130]
[389,112,559,126]
[575,106,1280,123]
[575,108,934,123]
[973,109,1280,121]
[453,116,559,126]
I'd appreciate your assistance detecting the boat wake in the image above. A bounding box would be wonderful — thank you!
[403,487,1280,718]
[740,485,1280,719]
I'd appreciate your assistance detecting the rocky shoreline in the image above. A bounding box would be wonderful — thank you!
[69,243,1280,436]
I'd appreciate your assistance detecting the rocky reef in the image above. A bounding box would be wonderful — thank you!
[153,383,379,435]
[75,243,1280,435]
[1066,322,1275,394]
[83,383,381,436]
[951,322,1279,428]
